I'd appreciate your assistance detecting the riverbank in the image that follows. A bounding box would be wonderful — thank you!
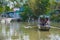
[51,22,60,28]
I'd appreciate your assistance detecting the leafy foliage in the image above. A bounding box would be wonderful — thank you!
[21,4,33,21]
[34,0,50,16]
[5,6,11,12]
[0,6,3,14]
[51,10,60,22]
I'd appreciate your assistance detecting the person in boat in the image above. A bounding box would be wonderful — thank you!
[40,18,46,26]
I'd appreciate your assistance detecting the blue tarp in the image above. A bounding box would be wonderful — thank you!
[7,12,21,18]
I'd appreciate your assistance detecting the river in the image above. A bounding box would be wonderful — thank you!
[0,22,60,40]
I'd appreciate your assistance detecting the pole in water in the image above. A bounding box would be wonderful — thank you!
[28,16,30,25]
[24,16,31,28]
[32,18,34,25]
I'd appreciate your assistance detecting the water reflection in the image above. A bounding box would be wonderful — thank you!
[49,34,60,40]
[0,22,60,40]
[23,34,29,40]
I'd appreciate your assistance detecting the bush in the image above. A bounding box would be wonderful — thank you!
[51,14,60,22]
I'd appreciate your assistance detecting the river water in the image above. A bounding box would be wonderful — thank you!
[0,22,60,40]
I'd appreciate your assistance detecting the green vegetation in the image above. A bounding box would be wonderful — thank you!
[21,0,50,21]
[51,22,60,28]
[35,0,50,15]
[21,4,33,21]
[0,6,3,13]
[29,0,50,17]
[49,1,60,22]
[0,6,13,14]
[51,13,60,22]
[0,0,60,22]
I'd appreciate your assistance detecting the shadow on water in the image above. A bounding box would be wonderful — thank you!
[0,22,60,40]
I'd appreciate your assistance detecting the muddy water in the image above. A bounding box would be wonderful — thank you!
[0,22,60,40]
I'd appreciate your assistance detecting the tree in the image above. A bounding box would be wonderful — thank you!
[0,6,3,14]
[36,0,50,16]
[5,6,11,12]
[28,0,50,17]
[21,4,33,21]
